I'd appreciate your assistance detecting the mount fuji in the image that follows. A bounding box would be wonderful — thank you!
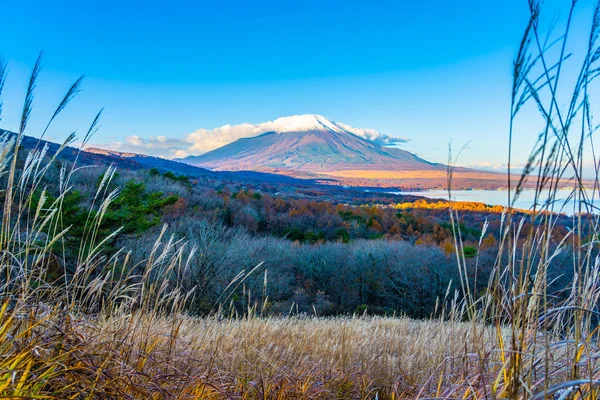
[181,114,443,173]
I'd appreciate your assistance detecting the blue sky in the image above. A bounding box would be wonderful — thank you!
[1,0,598,169]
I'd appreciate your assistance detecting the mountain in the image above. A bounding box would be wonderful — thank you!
[0,129,212,178]
[84,147,213,176]
[182,114,443,173]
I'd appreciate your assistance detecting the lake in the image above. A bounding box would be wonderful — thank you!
[391,189,600,215]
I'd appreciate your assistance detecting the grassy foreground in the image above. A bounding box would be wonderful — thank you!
[4,312,492,398]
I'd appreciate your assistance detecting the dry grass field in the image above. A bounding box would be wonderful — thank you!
[3,302,592,398]
[53,314,492,398]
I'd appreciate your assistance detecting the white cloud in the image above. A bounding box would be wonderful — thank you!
[98,114,410,159]
[125,135,143,146]
[461,162,522,172]
[335,122,408,146]
[104,135,190,158]
[183,123,268,154]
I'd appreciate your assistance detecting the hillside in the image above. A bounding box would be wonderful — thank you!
[84,146,214,176]
[0,130,211,178]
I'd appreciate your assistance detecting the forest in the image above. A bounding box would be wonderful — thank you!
[16,156,576,318]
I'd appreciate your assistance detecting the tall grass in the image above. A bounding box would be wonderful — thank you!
[443,1,600,398]
[0,52,212,397]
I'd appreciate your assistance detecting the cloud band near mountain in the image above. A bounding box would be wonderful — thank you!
[100,115,409,159]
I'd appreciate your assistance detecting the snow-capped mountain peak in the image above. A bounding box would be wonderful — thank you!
[182,113,436,173]
[175,114,410,157]
[268,114,342,134]
[260,114,407,147]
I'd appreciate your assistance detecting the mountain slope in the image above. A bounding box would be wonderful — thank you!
[0,129,213,178]
[182,114,443,172]
[83,147,213,176]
